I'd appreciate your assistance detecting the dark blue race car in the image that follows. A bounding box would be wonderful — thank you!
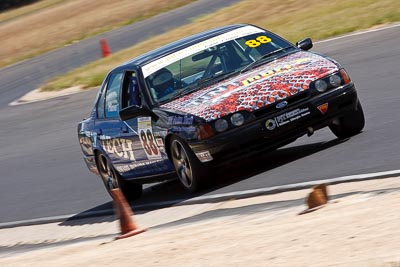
[78,24,364,200]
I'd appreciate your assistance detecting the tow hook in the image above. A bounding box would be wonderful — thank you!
[307,127,314,137]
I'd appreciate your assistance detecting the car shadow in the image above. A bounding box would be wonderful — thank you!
[61,136,347,226]
[211,137,348,190]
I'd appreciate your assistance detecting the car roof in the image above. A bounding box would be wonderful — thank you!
[112,24,254,72]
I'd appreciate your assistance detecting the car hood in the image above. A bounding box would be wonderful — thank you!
[161,51,339,122]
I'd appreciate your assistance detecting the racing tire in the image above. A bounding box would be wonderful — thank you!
[96,153,143,201]
[169,136,210,192]
[329,101,365,139]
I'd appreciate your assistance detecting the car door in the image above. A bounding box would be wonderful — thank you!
[95,70,173,179]
[94,71,131,173]
[118,70,174,178]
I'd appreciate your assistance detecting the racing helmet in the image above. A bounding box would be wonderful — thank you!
[150,68,175,96]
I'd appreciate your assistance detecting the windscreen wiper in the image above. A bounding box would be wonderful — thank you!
[240,46,293,74]
[196,70,237,85]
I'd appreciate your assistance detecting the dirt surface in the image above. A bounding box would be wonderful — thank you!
[1,177,399,266]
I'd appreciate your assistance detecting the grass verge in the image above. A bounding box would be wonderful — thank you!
[40,0,400,91]
[0,0,65,23]
[0,0,195,68]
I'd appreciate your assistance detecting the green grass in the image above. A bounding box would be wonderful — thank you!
[40,0,400,91]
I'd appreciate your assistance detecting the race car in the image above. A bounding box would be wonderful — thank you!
[78,24,365,200]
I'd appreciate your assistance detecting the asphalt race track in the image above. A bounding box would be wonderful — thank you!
[0,23,399,224]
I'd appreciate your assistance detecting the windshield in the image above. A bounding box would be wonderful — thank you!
[142,25,292,104]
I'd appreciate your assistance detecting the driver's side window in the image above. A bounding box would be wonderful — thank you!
[121,71,141,109]
[105,72,123,118]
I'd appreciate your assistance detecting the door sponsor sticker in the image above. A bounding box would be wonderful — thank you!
[138,117,161,160]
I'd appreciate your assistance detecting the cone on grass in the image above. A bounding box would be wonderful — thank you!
[100,38,111,57]
[111,188,147,240]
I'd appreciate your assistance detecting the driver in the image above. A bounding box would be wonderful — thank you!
[149,68,175,99]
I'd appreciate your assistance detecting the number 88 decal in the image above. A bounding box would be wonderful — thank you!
[245,35,272,48]
[140,129,159,156]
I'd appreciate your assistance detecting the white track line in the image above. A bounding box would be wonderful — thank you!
[315,23,400,44]
[186,169,400,203]
[2,169,399,229]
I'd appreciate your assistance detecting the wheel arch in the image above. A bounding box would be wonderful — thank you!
[164,133,174,160]
[93,148,119,177]
[164,133,191,159]
[93,148,101,169]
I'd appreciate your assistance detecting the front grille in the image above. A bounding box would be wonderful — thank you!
[253,91,310,118]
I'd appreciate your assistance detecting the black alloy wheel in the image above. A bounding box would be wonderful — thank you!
[170,136,210,192]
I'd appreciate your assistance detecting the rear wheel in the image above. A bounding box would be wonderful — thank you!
[329,101,365,139]
[170,136,210,192]
[96,153,142,201]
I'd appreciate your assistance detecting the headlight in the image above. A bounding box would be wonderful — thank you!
[315,79,328,92]
[230,113,245,126]
[312,70,350,94]
[329,74,341,87]
[214,119,229,132]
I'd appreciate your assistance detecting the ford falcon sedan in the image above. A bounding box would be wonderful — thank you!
[78,24,365,200]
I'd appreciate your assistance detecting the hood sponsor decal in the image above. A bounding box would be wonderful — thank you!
[240,57,311,86]
[167,115,194,125]
[161,52,338,121]
[181,84,238,107]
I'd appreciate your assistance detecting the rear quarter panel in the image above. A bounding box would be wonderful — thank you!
[77,117,99,175]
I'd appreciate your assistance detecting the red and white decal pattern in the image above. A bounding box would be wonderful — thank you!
[161,52,339,122]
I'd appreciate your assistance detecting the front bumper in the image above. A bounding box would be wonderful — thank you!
[189,83,359,164]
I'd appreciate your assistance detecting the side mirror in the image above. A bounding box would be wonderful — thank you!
[296,38,313,51]
[119,106,158,121]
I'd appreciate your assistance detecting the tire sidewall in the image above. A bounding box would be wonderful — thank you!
[329,101,365,139]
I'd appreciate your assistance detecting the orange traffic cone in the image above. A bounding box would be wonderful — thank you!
[313,183,328,201]
[111,188,147,240]
[100,38,111,57]
[299,184,329,215]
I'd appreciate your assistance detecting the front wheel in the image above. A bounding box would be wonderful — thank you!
[169,136,210,192]
[329,101,365,139]
[96,153,143,201]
